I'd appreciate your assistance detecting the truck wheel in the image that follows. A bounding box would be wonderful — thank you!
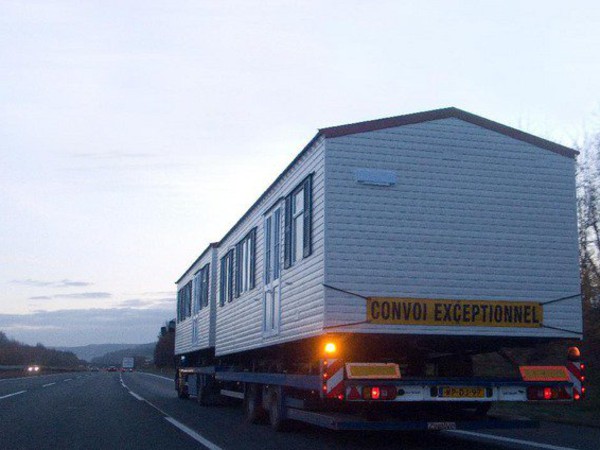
[197,374,214,406]
[268,387,288,431]
[177,373,189,399]
[244,384,265,423]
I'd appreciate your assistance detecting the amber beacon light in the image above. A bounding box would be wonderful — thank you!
[324,342,337,355]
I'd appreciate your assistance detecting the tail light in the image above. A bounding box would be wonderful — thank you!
[527,386,571,400]
[362,386,397,400]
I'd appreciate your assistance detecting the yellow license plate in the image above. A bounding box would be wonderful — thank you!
[441,387,485,398]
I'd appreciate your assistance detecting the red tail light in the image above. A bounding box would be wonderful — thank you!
[362,386,397,400]
[527,386,571,401]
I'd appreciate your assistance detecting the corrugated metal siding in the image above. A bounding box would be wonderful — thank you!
[174,247,217,355]
[215,139,326,356]
[324,118,581,338]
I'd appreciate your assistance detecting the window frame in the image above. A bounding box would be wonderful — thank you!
[284,174,313,269]
[219,250,234,306]
[235,228,257,297]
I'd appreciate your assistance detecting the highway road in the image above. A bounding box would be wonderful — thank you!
[1,371,598,449]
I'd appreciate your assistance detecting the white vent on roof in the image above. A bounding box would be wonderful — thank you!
[354,168,397,187]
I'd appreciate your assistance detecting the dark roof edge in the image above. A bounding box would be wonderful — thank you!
[319,107,578,159]
[175,242,219,285]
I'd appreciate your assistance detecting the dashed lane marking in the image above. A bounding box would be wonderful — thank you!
[42,382,56,387]
[0,390,26,400]
[164,417,223,450]
[63,378,73,382]
[128,391,144,401]
[446,430,579,450]
[120,375,222,450]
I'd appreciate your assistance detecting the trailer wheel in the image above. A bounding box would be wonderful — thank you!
[196,375,209,405]
[177,372,189,399]
[267,387,288,431]
[244,384,265,423]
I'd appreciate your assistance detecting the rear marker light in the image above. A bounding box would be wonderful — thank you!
[371,387,381,400]
[543,388,552,400]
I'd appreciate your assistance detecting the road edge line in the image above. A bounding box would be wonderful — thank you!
[446,430,579,450]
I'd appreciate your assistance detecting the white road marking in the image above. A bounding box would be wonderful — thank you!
[446,430,579,450]
[164,417,223,450]
[128,391,144,401]
[120,375,222,450]
[137,372,173,382]
[0,390,26,400]
[63,378,73,382]
[42,382,56,388]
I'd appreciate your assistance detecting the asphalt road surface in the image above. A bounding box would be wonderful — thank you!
[1,371,598,450]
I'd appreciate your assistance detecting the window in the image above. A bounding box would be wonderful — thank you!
[219,250,234,306]
[193,263,210,314]
[184,281,192,318]
[265,208,281,284]
[235,228,256,296]
[177,289,183,322]
[178,282,192,321]
[284,174,313,268]
[192,271,202,314]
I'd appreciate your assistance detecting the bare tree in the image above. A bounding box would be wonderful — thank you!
[577,133,600,299]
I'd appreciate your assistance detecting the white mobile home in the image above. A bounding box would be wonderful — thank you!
[175,243,218,357]
[176,107,581,360]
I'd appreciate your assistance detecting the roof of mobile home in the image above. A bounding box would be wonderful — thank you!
[175,107,577,284]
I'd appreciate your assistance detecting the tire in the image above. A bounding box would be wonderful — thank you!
[244,384,265,423]
[267,387,288,431]
[177,373,189,399]
[197,374,215,406]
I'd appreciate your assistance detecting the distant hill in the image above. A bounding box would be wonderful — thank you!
[54,343,154,362]
[89,343,155,367]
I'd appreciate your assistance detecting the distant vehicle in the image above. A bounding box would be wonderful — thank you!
[26,365,40,374]
[122,357,134,372]
[107,366,118,372]
[89,366,99,372]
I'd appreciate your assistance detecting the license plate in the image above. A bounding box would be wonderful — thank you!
[441,387,485,398]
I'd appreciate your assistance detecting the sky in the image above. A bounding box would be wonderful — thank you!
[1,1,600,347]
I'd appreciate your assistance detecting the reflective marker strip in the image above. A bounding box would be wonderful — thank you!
[0,390,26,400]
[446,430,578,450]
[324,359,345,398]
[164,417,223,450]
[566,362,582,397]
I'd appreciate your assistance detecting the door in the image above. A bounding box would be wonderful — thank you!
[263,206,282,336]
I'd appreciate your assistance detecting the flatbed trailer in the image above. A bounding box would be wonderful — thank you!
[176,359,579,432]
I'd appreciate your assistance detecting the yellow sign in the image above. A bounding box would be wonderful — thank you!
[367,298,543,328]
[345,363,401,379]
[519,366,570,381]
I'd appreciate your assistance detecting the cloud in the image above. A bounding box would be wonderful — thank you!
[59,279,93,287]
[11,279,53,287]
[70,151,156,160]
[119,299,153,308]
[11,279,93,288]
[117,298,174,309]
[29,296,52,300]
[54,292,111,299]
[0,308,175,347]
